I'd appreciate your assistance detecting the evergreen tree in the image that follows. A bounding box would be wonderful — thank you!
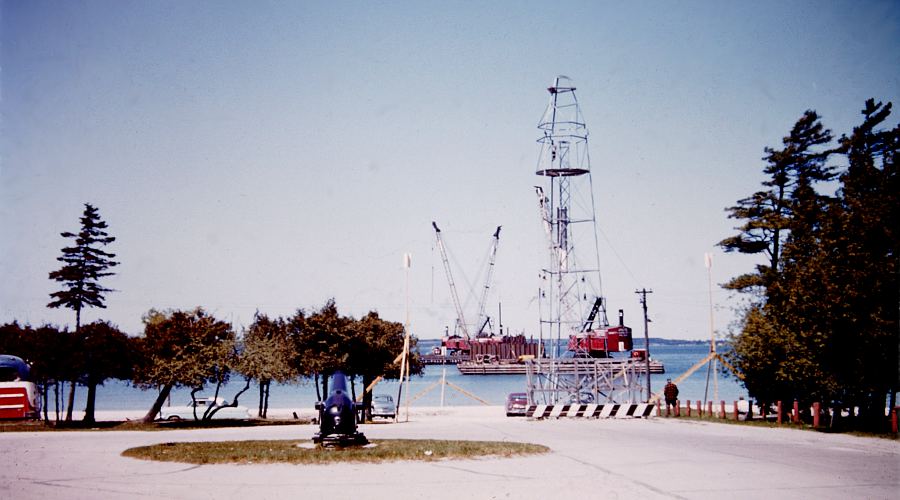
[828,99,899,428]
[719,111,833,293]
[47,203,119,421]
[725,101,899,430]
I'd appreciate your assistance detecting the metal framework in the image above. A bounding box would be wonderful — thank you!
[529,76,645,407]
[526,358,646,406]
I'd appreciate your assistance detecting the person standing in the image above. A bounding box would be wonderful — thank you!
[664,379,679,416]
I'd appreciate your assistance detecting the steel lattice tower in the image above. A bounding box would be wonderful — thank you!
[535,76,607,357]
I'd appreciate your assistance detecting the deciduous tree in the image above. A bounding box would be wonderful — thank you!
[134,308,245,423]
[239,312,297,418]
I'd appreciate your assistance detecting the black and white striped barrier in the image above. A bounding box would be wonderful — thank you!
[526,403,655,419]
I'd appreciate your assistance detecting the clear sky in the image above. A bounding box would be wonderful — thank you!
[2,1,898,340]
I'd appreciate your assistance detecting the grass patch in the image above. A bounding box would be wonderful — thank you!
[665,413,899,440]
[1,418,312,433]
[122,439,550,464]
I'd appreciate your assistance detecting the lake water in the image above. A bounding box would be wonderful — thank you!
[53,339,747,415]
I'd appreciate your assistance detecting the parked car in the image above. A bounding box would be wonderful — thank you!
[370,394,396,419]
[158,396,251,421]
[506,392,528,417]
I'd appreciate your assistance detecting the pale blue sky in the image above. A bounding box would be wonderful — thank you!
[2,1,898,339]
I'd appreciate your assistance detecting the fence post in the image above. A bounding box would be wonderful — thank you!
[733,401,739,421]
[813,402,820,428]
[656,399,661,417]
[686,400,691,417]
[792,400,800,424]
[697,400,702,417]
[707,401,713,417]
[719,401,725,419]
[777,401,783,425]
[892,407,898,434]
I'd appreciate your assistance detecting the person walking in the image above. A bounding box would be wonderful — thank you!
[664,379,679,416]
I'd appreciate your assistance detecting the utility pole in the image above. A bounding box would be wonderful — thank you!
[636,288,653,401]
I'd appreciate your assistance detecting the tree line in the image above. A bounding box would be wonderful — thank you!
[1,203,422,424]
[0,303,422,424]
[720,99,898,431]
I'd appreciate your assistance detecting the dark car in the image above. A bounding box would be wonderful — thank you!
[370,394,396,419]
[506,392,528,417]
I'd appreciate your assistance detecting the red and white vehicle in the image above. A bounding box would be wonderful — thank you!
[0,355,40,420]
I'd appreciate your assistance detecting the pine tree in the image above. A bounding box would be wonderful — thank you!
[719,111,833,293]
[47,203,119,421]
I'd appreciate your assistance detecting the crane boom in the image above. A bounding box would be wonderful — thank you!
[432,221,470,339]
[474,226,501,336]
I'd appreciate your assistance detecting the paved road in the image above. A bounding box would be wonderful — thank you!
[2,407,898,499]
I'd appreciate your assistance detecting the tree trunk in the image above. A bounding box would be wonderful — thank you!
[54,382,60,422]
[361,374,374,422]
[204,379,251,420]
[142,384,173,423]
[83,381,97,424]
[67,308,81,422]
[41,383,49,422]
[258,383,265,418]
[263,382,270,419]
[314,373,321,401]
[65,381,76,422]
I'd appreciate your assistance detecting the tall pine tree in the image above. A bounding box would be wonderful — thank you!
[48,203,119,421]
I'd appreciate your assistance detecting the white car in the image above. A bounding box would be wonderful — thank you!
[158,396,252,421]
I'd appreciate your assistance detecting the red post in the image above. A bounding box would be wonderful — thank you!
[792,400,799,424]
[733,401,739,421]
[686,400,691,417]
[720,401,726,419]
[892,407,898,434]
[697,400,702,417]
[675,400,680,417]
[777,401,783,424]
[707,401,713,417]
[813,402,820,428]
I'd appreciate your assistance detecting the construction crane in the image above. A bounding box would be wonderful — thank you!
[474,226,501,337]
[432,222,503,340]
[432,221,470,339]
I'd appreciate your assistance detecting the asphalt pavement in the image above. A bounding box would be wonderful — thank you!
[2,406,898,499]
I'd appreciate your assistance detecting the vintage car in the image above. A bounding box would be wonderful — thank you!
[370,394,396,419]
[158,396,252,421]
[506,392,528,417]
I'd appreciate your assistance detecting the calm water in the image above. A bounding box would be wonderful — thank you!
[56,340,747,414]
